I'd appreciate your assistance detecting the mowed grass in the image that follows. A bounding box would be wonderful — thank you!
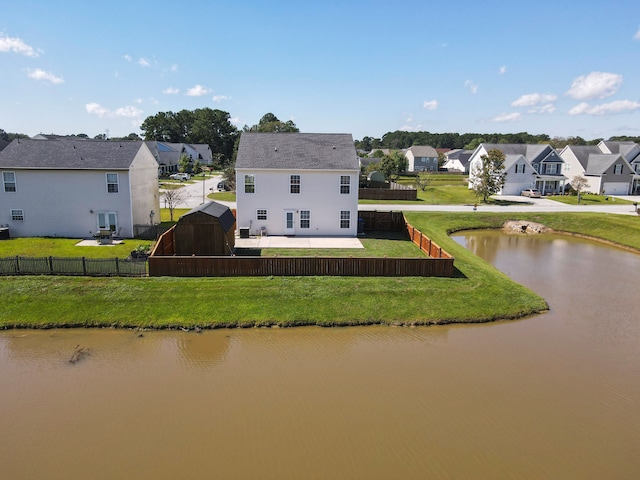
[2,211,637,329]
[547,194,634,205]
[0,237,154,259]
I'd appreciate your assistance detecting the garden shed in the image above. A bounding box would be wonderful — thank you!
[174,201,236,256]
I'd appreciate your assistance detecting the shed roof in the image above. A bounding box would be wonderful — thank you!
[236,132,359,170]
[180,201,236,232]
[0,138,144,170]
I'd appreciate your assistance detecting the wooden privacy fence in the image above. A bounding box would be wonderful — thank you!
[148,255,453,277]
[149,211,455,277]
[358,188,417,201]
[405,222,452,259]
[0,256,147,277]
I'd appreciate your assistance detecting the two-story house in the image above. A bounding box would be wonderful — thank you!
[559,145,634,195]
[235,132,360,237]
[468,144,566,196]
[0,138,160,238]
[404,145,439,172]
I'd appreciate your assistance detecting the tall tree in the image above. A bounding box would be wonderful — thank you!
[469,148,506,202]
[140,108,239,169]
[570,175,589,204]
[379,151,407,182]
[244,113,299,133]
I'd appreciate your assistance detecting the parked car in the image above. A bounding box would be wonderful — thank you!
[217,181,231,191]
[521,188,541,198]
[169,173,190,181]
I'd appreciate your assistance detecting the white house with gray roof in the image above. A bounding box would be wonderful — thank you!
[0,138,160,238]
[560,144,634,195]
[468,144,566,196]
[235,132,360,236]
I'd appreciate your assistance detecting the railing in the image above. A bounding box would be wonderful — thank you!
[0,256,147,277]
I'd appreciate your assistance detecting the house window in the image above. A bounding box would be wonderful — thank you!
[564,163,571,172]
[11,209,24,221]
[98,212,118,232]
[515,164,525,174]
[244,174,255,193]
[106,173,119,193]
[257,209,267,220]
[614,164,623,175]
[340,210,350,229]
[3,172,16,192]
[340,175,350,194]
[635,164,640,173]
[290,175,300,194]
[300,210,310,228]
[545,164,558,174]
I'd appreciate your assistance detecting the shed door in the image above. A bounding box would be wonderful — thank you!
[284,210,295,236]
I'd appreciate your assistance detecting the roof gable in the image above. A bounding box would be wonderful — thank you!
[406,145,438,157]
[0,138,144,170]
[236,132,359,170]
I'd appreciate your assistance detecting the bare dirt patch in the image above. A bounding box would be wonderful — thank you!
[503,221,551,235]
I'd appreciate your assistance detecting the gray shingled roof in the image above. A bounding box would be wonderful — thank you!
[406,145,438,157]
[236,132,359,170]
[181,201,236,232]
[585,154,622,175]
[481,144,552,164]
[0,138,144,169]
[565,145,603,169]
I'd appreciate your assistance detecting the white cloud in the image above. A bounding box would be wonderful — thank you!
[423,100,438,110]
[85,102,143,119]
[138,57,150,67]
[134,98,143,104]
[163,87,180,94]
[123,54,132,62]
[27,68,64,84]
[634,27,640,40]
[464,80,478,94]
[569,100,640,116]
[493,112,522,122]
[212,95,229,103]
[0,33,39,57]
[499,66,507,75]
[511,93,557,107]
[529,104,556,114]
[566,72,623,100]
[230,116,240,125]
[186,84,210,96]
[170,64,178,72]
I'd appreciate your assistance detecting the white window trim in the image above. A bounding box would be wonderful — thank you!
[10,208,24,221]
[614,164,623,175]
[290,174,301,194]
[340,210,350,229]
[340,175,350,194]
[3,171,17,193]
[244,174,255,193]
[300,210,310,229]
[106,172,119,193]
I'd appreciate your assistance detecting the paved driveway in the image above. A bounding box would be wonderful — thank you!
[160,174,226,209]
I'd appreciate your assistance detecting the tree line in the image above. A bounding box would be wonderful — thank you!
[353,131,640,152]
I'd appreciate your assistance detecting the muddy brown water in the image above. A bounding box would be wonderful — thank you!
[1,231,639,479]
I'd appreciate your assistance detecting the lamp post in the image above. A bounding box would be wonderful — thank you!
[202,172,206,204]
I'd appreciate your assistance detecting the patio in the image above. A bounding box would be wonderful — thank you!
[234,236,364,249]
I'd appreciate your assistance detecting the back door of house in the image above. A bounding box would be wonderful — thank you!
[284,210,295,235]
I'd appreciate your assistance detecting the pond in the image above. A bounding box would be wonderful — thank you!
[1,231,639,479]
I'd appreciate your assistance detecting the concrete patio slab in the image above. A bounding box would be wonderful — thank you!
[234,236,364,249]
[75,239,124,246]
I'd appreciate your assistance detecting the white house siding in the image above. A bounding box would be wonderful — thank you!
[129,146,161,228]
[236,169,358,236]
[1,169,134,238]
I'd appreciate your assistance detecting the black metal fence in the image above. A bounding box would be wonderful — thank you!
[0,256,147,277]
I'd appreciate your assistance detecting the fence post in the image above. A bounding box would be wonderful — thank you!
[49,256,54,275]
[116,257,120,276]
[82,257,87,275]
[15,255,20,274]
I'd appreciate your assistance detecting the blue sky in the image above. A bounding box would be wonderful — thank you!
[2,0,640,142]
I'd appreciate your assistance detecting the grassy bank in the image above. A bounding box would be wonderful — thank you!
[2,212,637,329]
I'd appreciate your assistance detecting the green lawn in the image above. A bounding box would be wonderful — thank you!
[0,237,154,259]
[547,193,635,205]
[2,212,637,329]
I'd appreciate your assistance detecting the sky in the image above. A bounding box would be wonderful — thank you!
[2,0,640,142]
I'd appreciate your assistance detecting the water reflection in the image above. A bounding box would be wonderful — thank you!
[1,232,640,479]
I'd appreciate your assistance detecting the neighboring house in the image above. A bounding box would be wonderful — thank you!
[560,145,634,195]
[404,145,439,172]
[145,141,213,175]
[0,138,160,238]
[443,149,473,173]
[0,139,10,152]
[598,140,640,194]
[468,144,566,195]
[235,132,360,237]
[367,148,393,158]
